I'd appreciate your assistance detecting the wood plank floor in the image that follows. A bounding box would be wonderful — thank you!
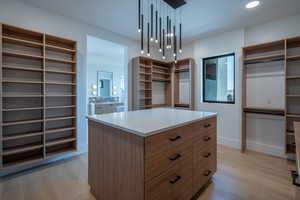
[0,145,296,200]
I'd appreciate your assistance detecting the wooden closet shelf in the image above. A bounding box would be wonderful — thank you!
[3,107,43,112]
[139,89,152,91]
[174,104,190,108]
[152,65,170,71]
[46,105,76,109]
[3,156,44,170]
[45,116,76,122]
[46,57,75,64]
[2,79,43,84]
[152,77,171,82]
[45,82,76,86]
[286,94,300,97]
[139,97,152,100]
[46,70,76,75]
[46,44,76,53]
[287,131,294,136]
[45,127,76,134]
[2,36,43,48]
[3,131,44,141]
[139,80,151,83]
[3,119,43,126]
[3,143,43,156]
[3,95,43,98]
[46,149,76,159]
[140,65,151,69]
[46,94,76,97]
[286,55,300,61]
[243,107,285,116]
[152,71,170,75]
[151,104,168,108]
[3,51,43,60]
[286,76,300,80]
[175,68,189,73]
[46,137,76,147]
[2,65,43,72]
[139,72,151,75]
[244,54,284,64]
[286,114,300,118]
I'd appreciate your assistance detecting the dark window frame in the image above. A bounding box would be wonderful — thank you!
[202,53,235,104]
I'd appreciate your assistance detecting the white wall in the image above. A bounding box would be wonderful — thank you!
[185,14,300,157]
[0,0,142,175]
[191,29,244,150]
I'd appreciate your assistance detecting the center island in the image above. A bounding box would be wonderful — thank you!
[87,108,217,200]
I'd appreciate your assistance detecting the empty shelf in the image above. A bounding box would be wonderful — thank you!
[2,80,43,84]
[174,104,190,108]
[3,107,43,111]
[3,143,43,156]
[3,95,43,98]
[46,148,76,159]
[286,114,300,118]
[45,127,76,134]
[286,55,300,61]
[46,44,76,53]
[46,57,75,64]
[46,105,76,109]
[244,54,284,64]
[152,77,171,82]
[152,65,170,71]
[3,119,43,126]
[243,107,285,116]
[3,131,44,141]
[3,156,44,169]
[286,76,300,80]
[45,82,76,85]
[3,51,43,60]
[152,71,170,75]
[46,70,76,75]
[3,36,43,48]
[3,65,43,72]
[45,116,76,122]
[46,137,76,147]
[287,131,294,136]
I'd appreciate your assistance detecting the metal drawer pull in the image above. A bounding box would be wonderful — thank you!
[169,153,182,161]
[169,135,182,142]
[169,175,181,184]
[203,170,212,176]
[204,124,211,128]
[204,136,211,141]
[203,153,211,158]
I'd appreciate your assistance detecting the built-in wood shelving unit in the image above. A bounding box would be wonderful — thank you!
[0,24,77,170]
[132,57,195,110]
[242,36,300,156]
[173,58,195,110]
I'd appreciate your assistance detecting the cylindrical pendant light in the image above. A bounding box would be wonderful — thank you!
[179,23,182,53]
[173,25,176,57]
[155,10,158,43]
[162,28,165,59]
[159,17,162,52]
[147,22,150,56]
[150,3,154,41]
[141,14,144,54]
[166,15,169,48]
[138,0,141,32]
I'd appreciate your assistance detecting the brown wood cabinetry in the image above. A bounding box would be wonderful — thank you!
[88,116,217,200]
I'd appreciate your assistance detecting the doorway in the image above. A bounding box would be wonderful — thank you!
[87,36,128,115]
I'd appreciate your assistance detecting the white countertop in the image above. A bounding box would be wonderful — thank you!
[87,108,217,137]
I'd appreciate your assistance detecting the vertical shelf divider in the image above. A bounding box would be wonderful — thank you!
[43,33,46,158]
[0,24,3,168]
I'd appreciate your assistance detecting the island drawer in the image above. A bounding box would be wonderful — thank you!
[145,144,193,181]
[145,159,193,200]
[193,156,217,194]
[145,124,194,158]
[194,144,217,165]
[193,128,216,151]
[192,117,217,135]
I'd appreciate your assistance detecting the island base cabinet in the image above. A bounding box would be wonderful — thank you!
[88,116,217,200]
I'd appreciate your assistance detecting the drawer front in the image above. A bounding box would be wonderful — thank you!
[192,117,217,136]
[194,144,217,165]
[145,124,194,158]
[145,159,193,200]
[145,144,193,181]
[193,128,216,154]
[193,155,217,194]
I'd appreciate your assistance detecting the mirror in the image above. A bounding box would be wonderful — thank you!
[97,71,113,97]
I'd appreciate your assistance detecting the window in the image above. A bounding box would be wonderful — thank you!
[203,53,235,104]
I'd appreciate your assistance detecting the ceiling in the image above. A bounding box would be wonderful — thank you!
[18,0,300,43]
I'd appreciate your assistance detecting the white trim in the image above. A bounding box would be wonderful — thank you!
[217,136,240,149]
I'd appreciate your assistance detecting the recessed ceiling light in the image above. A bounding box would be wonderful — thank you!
[246,1,260,9]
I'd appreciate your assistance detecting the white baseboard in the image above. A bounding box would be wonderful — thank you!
[217,136,286,158]
[246,140,286,158]
[217,136,241,150]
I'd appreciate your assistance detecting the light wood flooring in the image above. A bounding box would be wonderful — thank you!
[0,145,296,200]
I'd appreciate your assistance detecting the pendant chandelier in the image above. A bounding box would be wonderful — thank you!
[138,0,186,62]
